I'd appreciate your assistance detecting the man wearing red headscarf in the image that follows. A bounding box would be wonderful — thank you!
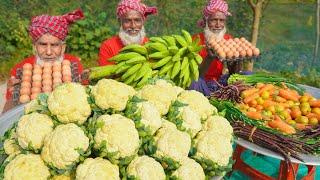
[98,0,157,66]
[193,0,232,81]
[5,9,84,108]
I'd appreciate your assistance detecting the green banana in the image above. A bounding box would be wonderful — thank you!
[159,61,174,76]
[134,63,150,81]
[172,47,187,62]
[121,63,143,80]
[162,36,176,46]
[115,65,131,74]
[149,37,168,46]
[89,65,116,80]
[149,42,168,52]
[189,58,199,80]
[171,60,181,79]
[137,68,152,87]
[168,46,179,55]
[152,56,172,69]
[192,52,203,65]
[109,52,141,62]
[189,58,198,75]
[181,30,192,44]
[173,35,188,47]
[149,51,170,59]
[180,57,189,72]
[123,73,136,85]
[125,56,146,65]
[120,44,148,55]
[182,66,190,87]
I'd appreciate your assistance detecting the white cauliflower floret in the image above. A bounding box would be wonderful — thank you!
[94,114,139,159]
[161,119,177,130]
[155,79,184,95]
[24,99,40,114]
[137,81,181,115]
[41,123,89,169]
[3,139,20,156]
[76,158,119,180]
[127,156,165,180]
[154,127,191,163]
[4,154,50,180]
[202,115,233,141]
[178,90,217,120]
[178,106,202,137]
[16,112,54,150]
[194,131,233,166]
[172,158,205,180]
[48,83,91,124]
[3,130,20,156]
[92,79,136,111]
[137,101,162,134]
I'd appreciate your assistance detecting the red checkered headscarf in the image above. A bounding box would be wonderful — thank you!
[204,0,231,17]
[116,0,157,19]
[29,9,84,42]
[198,0,231,28]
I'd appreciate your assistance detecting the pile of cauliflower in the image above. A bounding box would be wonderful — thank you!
[0,79,234,180]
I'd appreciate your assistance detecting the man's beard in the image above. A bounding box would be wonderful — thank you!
[119,26,146,46]
[204,24,226,42]
[35,53,64,65]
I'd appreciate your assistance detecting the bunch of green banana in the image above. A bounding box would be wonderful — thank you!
[89,30,204,89]
[148,30,204,88]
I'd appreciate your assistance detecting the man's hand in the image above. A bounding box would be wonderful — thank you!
[7,76,20,93]
[205,42,215,58]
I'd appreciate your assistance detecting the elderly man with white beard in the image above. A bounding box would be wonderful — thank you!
[193,0,233,81]
[4,9,85,111]
[98,0,157,66]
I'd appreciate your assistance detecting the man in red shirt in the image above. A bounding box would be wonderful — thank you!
[193,0,232,81]
[98,0,157,66]
[5,9,84,110]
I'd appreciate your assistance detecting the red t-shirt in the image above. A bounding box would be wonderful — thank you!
[193,32,232,81]
[98,35,149,66]
[6,54,83,100]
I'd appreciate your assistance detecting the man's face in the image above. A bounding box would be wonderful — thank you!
[120,10,144,36]
[34,33,66,61]
[207,11,226,33]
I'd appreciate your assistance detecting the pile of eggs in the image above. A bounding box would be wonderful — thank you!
[19,60,73,103]
[209,37,260,59]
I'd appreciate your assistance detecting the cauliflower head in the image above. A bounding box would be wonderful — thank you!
[194,131,233,166]
[177,90,217,120]
[137,101,162,135]
[202,115,233,141]
[137,80,181,115]
[76,158,120,180]
[4,154,50,180]
[172,158,205,180]
[41,123,89,169]
[16,112,54,150]
[154,127,191,163]
[24,99,40,114]
[3,130,20,156]
[92,79,136,111]
[3,139,20,156]
[48,83,91,124]
[178,106,202,137]
[127,156,165,180]
[94,114,139,159]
